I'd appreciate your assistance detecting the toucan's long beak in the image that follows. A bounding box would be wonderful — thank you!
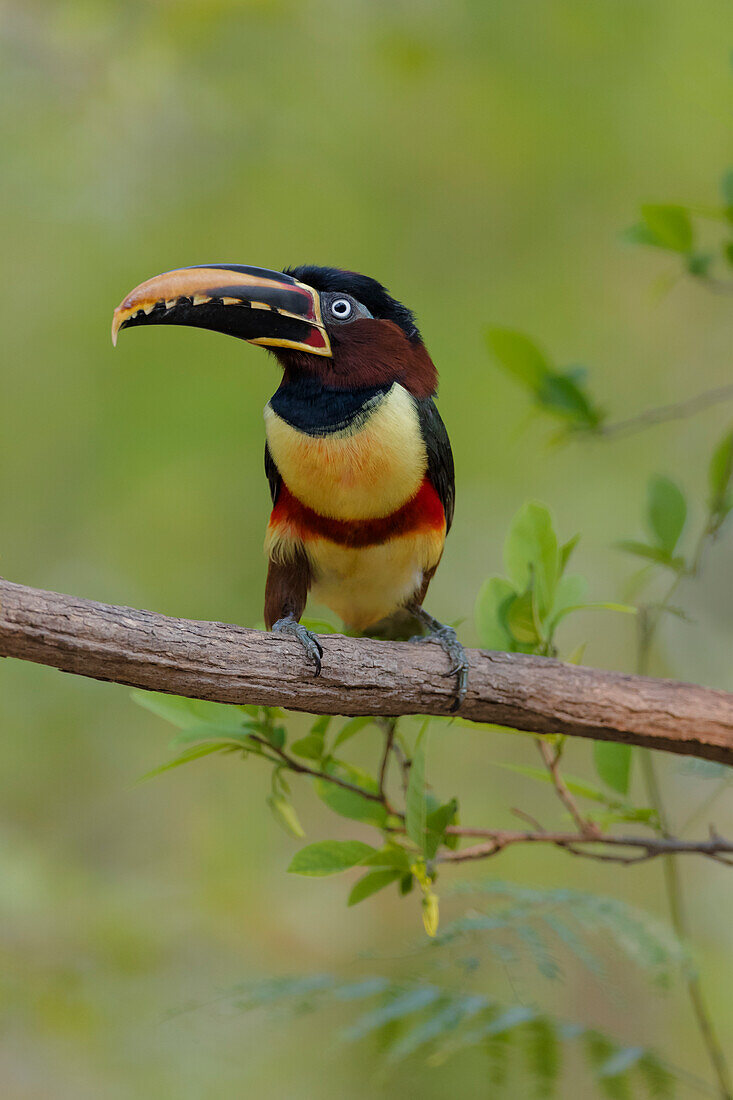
[111,264,331,356]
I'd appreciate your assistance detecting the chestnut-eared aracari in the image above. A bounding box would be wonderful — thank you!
[112,264,468,708]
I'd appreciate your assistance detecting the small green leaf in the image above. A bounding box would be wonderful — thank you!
[503,501,559,616]
[291,734,325,761]
[558,533,581,574]
[708,428,733,519]
[640,204,694,252]
[615,540,685,571]
[342,987,441,1041]
[422,891,440,937]
[565,642,586,665]
[598,1047,645,1078]
[686,251,714,277]
[425,798,459,859]
[721,169,733,219]
[646,476,687,553]
[361,844,412,871]
[593,742,632,796]
[140,742,232,780]
[475,576,515,650]
[621,222,661,247]
[132,690,251,734]
[332,716,375,750]
[405,722,429,850]
[486,328,551,391]
[288,840,376,877]
[348,869,402,906]
[267,794,306,838]
[538,372,601,428]
[548,574,588,630]
[488,761,631,809]
[314,764,387,827]
[505,590,541,645]
[170,726,257,749]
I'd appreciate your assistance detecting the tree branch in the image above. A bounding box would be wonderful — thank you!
[437,829,733,866]
[2,577,733,765]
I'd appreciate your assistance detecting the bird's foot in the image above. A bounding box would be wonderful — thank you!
[272,616,323,677]
[409,614,468,713]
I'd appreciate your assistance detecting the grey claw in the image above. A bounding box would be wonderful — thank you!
[409,620,469,712]
[272,617,323,677]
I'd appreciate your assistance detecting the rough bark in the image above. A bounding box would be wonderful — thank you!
[1,577,732,765]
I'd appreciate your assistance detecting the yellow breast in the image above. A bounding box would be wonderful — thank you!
[263,383,427,520]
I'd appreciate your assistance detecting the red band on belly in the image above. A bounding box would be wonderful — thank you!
[269,477,445,548]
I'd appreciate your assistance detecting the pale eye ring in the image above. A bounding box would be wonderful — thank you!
[330,298,353,319]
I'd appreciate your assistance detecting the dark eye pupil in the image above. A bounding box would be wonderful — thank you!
[333,299,350,316]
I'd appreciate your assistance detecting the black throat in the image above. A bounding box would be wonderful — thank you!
[268,375,392,436]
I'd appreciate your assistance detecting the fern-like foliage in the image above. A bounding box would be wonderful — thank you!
[222,972,689,1097]
[440,881,691,987]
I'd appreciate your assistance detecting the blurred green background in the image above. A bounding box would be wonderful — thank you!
[1,1,732,1095]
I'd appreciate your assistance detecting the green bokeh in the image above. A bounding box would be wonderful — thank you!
[1,1,732,1095]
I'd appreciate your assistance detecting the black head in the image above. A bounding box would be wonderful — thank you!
[285,265,421,343]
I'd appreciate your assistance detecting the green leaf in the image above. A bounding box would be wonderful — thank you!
[721,169,733,219]
[139,742,232,780]
[486,328,551,391]
[593,742,632,796]
[565,642,587,665]
[267,794,305,838]
[425,798,459,859]
[475,576,515,650]
[503,501,559,617]
[615,540,685,571]
[621,222,662,247]
[646,476,687,553]
[640,204,694,252]
[361,844,412,871]
[548,574,588,630]
[558,533,581,574]
[342,987,441,1041]
[314,764,387,827]
[288,840,376,877]
[291,716,332,760]
[708,428,733,520]
[686,250,714,277]
[538,372,601,428]
[487,761,631,809]
[484,1005,538,1036]
[386,995,488,1062]
[170,726,257,749]
[405,723,429,850]
[132,690,251,735]
[332,716,374,750]
[290,735,325,761]
[505,590,541,645]
[598,1047,645,1078]
[348,869,402,906]
[525,1016,561,1096]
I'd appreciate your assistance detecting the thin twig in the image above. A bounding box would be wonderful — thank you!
[597,382,733,440]
[536,739,602,838]
[437,829,733,865]
[248,735,385,805]
[377,718,397,801]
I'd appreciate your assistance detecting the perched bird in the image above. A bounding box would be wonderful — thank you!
[112,264,468,707]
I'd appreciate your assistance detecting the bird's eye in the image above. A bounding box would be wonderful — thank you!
[330,298,353,320]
